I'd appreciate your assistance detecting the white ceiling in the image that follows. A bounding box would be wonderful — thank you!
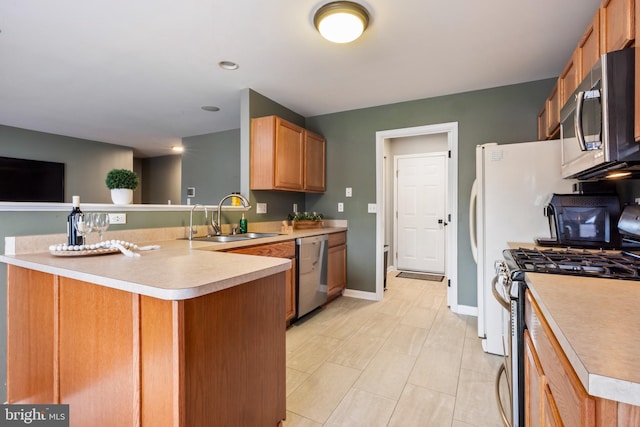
[1,0,601,157]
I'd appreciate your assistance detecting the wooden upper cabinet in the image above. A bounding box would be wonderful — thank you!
[600,0,634,53]
[546,80,561,137]
[579,11,601,80]
[537,103,548,140]
[251,115,326,192]
[304,130,326,193]
[560,50,580,107]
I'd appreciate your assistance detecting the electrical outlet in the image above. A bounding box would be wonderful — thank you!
[367,203,377,214]
[346,187,352,197]
[293,203,298,213]
[256,203,267,214]
[338,202,344,212]
[187,187,196,197]
[108,213,126,224]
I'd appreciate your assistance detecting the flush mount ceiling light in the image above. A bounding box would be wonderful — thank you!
[171,146,184,153]
[314,1,370,43]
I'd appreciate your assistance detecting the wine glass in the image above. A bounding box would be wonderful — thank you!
[89,212,110,242]
[74,215,93,244]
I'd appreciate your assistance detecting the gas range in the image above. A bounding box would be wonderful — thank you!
[503,247,640,281]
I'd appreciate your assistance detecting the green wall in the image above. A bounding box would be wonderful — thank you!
[0,125,134,204]
[181,129,241,206]
[305,78,556,305]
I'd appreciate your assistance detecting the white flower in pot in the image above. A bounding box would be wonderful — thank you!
[105,169,138,204]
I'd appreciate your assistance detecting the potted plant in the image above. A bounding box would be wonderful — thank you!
[287,212,324,229]
[105,169,138,204]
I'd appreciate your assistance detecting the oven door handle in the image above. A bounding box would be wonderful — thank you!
[492,276,510,311]
[495,363,512,427]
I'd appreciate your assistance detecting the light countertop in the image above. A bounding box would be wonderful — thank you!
[525,271,640,406]
[0,225,347,301]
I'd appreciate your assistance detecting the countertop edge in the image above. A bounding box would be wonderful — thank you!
[0,253,292,301]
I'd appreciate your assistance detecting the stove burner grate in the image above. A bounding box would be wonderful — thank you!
[507,248,640,280]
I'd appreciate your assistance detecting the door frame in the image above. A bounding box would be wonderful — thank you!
[394,152,448,274]
[375,122,459,311]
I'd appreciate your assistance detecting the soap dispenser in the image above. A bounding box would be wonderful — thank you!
[239,213,248,234]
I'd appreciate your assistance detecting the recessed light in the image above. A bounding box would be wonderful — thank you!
[218,60,239,70]
[201,106,220,112]
[172,146,185,153]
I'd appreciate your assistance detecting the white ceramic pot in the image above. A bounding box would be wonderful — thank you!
[110,188,133,205]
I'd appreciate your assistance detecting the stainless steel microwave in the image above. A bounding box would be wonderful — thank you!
[560,48,639,180]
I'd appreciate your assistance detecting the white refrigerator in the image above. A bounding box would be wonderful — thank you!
[470,140,574,355]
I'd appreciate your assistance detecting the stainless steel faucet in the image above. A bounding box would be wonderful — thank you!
[212,193,251,235]
[189,204,208,240]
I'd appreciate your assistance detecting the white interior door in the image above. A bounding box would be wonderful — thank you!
[395,153,447,273]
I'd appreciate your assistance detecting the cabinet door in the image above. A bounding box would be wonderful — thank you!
[304,130,326,192]
[601,0,634,53]
[560,50,580,107]
[546,81,560,137]
[543,384,563,427]
[524,331,543,427]
[327,244,346,299]
[274,118,304,191]
[579,11,601,80]
[226,240,296,322]
[538,104,548,140]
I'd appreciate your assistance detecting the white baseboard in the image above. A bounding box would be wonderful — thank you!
[454,304,478,316]
[342,289,380,301]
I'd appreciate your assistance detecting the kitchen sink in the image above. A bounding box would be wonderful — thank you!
[184,232,281,243]
[243,232,281,238]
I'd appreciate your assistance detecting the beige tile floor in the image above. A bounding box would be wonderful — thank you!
[284,272,507,427]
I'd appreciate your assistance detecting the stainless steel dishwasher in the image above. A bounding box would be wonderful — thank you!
[295,234,328,320]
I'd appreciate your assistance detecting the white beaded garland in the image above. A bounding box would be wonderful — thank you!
[50,240,141,253]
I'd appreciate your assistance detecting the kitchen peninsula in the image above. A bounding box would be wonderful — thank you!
[0,225,343,427]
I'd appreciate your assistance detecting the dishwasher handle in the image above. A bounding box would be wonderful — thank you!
[296,234,329,245]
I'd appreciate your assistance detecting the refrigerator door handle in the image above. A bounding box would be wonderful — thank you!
[469,179,478,263]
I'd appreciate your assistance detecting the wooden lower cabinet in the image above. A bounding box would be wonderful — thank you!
[327,232,347,301]
[524,290,640,426]
[226,240,296,322]
[7,265,286,427]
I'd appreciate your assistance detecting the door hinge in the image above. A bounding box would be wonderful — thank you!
[448,150,451,158]
[448,214,451,222]
[447,279,451,287]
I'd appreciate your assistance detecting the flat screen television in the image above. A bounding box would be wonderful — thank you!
[0,156,65,202]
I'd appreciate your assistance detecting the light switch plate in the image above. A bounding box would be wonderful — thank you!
[367,203,377,214]
[338,202,344,212]
[256,203,267,214]
[346,187,352,197]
